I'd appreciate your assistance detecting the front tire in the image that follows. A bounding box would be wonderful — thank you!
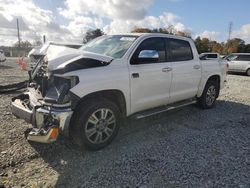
[197,80,219,109]
[70,98,121,150]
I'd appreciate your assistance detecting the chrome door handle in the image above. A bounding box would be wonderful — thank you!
[162,67,172,72]
[132,73,139,78]
[193,65,200,69]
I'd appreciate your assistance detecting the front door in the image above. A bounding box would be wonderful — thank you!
[129,37,172,114]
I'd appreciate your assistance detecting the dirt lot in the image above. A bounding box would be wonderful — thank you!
[0,58,250,187]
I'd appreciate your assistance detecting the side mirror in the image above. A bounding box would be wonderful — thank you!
[137,50,159,63]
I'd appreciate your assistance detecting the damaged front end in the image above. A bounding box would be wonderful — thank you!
[11,73,78,143]
[11,46,113,143]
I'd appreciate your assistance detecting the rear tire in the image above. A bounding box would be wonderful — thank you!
[197,80,219,109]
[70,98,121,150]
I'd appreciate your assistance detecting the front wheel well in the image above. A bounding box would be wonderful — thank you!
[74,90,127,117]
[206,75,220,98]
[69,90,127,135]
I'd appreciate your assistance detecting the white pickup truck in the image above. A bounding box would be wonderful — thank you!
[11,33,227,150]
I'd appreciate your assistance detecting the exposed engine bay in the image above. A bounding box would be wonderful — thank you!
[28,45,112,107]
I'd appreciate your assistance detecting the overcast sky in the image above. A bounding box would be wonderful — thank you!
[0,0,250,46]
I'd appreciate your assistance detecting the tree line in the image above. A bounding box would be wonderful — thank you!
[83,27,250,54]
[194,37,250,54]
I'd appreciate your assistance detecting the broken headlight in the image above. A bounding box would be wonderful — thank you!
[44,76,79,104]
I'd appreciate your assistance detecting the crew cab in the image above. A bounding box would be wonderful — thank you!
[11,33,227,150]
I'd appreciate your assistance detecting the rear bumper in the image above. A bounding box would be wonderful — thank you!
[11,93,73,140]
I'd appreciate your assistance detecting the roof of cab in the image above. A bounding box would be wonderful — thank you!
[110,33,192,41]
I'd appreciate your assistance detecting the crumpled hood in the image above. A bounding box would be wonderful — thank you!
[45,45,113,71]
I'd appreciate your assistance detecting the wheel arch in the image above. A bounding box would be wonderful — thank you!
[197,74,221,98]
[72,89,127,118]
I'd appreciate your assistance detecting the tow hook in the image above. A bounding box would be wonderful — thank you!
[26,126,59,144]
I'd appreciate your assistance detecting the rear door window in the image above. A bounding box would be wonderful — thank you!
[168,39,193,62]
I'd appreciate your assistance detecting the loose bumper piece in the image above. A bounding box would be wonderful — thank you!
[11,93,73,143]
[11,94,33,123]
[27,127,59,143]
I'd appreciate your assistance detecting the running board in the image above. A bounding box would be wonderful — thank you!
[134,98,197,119]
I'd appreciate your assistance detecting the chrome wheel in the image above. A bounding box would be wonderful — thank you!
[206,85,216,106]
[85,108,116,144]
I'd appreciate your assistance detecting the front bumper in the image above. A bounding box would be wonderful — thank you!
[11,93,73,143]
[35,106,73,137]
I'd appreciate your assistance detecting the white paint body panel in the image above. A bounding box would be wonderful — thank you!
[128,62,172,114]
[47,47,112,71]
[68,59,131,116]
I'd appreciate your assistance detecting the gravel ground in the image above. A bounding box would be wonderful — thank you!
[0,58,250,187]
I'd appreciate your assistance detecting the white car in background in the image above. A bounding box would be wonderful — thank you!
[226,53,250,76]
[0,49,6,62]
[200,53,228,69]
[199,53,220,60]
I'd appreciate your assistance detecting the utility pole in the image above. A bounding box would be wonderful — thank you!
[43,35,46,44]
[228,22,233,41]
[16,18,21,48]
[226,22,233,55]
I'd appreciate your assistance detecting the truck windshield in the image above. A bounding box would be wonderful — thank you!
[80,35,138,59]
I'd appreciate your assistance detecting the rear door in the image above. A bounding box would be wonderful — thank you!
[167,38,202,103]
[129,37,172,114]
